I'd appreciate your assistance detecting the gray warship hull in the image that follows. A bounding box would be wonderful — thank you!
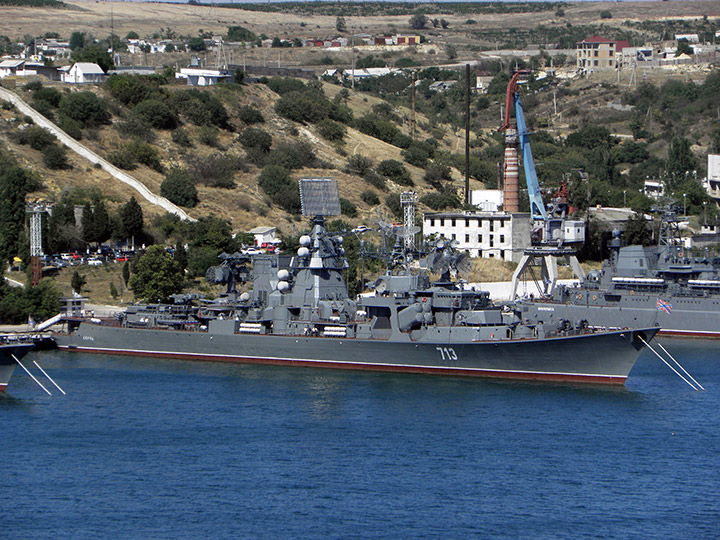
[522,291,719,338]
[0,342,35,391]
[54,322,657,385]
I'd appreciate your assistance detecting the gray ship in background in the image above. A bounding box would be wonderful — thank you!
[521,207,720,338]
[53,179,658,386]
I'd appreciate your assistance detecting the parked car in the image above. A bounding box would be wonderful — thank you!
[241,248,262,256]
[87,258,102,266]
[352,225,371,234]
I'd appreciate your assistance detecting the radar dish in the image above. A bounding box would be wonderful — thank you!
[300,178,341,217]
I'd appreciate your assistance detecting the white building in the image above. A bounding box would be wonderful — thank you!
[705,154,720,205]
[643,179,665,200]
[470,190,503,212]
[0,59,25,78]
[62,62,105,84]
[248,226,277,247]
[423,211,531,262]
[175,67,233,86]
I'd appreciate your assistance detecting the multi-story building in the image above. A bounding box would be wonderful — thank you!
[576,35,629,70]
[423,212,531,263]
[704,154,720,206]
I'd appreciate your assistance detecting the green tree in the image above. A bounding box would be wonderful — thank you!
[58,92,111,128]
[125,31,139,40]
[133,99,178,129]
[227,26,256,42]
[71,270,86,294]
[187,37,206,52]
[336,16,347,33]
[676,39,693,57]
[0,166,31,264]
[667,135,697,186]
[42,144,70,170]
[624,213,651,246]
[69,31,85,51]
[129,245,183,302]
[161,169,199,208]
[120,196,144,242]
[122,260,131,286]
[409,13,428,30]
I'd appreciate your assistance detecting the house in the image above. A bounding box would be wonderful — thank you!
[17,62,61,81]
[247,226,277,247]
[675,34,700,44]
[108,66,157,77]
[643,179,665,200]
[62,62,106,84]
[576,36,629,70]
[423,211,531,262]
[471,190,504,212]
[175,67,233,86]
[0,59,25,78]
[393,35,421,46]
[705,155,720,207]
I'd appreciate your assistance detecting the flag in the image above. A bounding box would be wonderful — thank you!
[657,298,672,314]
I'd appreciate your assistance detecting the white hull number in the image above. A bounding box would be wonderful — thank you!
[436,346,458,361]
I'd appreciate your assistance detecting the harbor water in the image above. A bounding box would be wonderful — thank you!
[1,339,718,539]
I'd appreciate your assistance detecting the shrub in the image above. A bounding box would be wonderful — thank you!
[34,87,62,107]
[420,189,460,210]
[360,190,380,206]
[198,126,220,147]
[58,91,111,128]
[171,128,193,148]
[377,159,412,186]
[127,140,163,172]
[115,115,156,142]
[401,140,436,168]
[266,77,306,95]
[237,105,264,124]
[32,100,54,120]
[362,170,387,191]
[169,89,229,129]
[108,148,137,170]
[317,119,346,142]
[385,193,403,220]
[346,154,374,177]
[186,153,244,188]
[600,10,612,19]
[58,115,82,140]
[423,163,452,189]
[161,168,199,207]
[133,99,178,129]
[275,90,331,124]
[267,141,316,170]
[105,73,166,107]
[339,198,357,218]
[42,144,70,170]
[24,80,43,91]
[238,127,272,152]
[257,165,300,213]
[14,125,56,150]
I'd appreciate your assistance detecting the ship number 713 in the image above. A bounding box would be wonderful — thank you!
[436,347,458,361]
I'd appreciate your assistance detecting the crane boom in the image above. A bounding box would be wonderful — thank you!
[514,94,547,221]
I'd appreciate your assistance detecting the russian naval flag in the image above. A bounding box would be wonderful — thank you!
[657,298,672,314]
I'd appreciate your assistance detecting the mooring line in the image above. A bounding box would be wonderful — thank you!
[657,342,705,391]
[11,354,52,396]
[33,360,66,395]
[639,337,699,391]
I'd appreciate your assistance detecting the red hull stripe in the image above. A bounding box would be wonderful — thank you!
[58,346,627,385]
[0,383,6,392]
[658,329,720,338]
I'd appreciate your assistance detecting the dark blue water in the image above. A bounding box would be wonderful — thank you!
[2,339,719,539]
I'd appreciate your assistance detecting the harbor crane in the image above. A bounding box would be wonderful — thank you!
[499,70,585,298]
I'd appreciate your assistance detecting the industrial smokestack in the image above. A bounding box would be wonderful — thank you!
[503,129,520,213]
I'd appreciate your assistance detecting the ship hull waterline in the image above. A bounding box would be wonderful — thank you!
[54,325,659,385]
[0,344,35,392]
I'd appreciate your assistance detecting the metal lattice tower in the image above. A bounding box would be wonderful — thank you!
[27,203,47,286]
[400,191,417,251]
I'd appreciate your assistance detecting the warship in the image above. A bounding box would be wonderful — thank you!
[520,208,720,338]
[0,336,36,392]
[53,180,659,385]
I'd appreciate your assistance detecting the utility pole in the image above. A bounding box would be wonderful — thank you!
[410,70,416,140]
[465,63,471,206]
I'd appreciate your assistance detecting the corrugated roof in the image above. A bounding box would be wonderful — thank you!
[0,59,25,68]
[72,62,105,74]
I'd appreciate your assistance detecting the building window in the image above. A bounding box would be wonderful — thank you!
[477,234,482,243]
[594,51,598,57]
[465,234,469,243]
[430,219,435,227]
[489,235,494,247]
[451,233,456,240]
[465,219,470,227]
[489,221,494,232]
[440,219,444,227]
[609,50,614,56]
[594,60,599,67]
[451,219,456,227]
[500,235,505,243]
[501,250,505,259]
